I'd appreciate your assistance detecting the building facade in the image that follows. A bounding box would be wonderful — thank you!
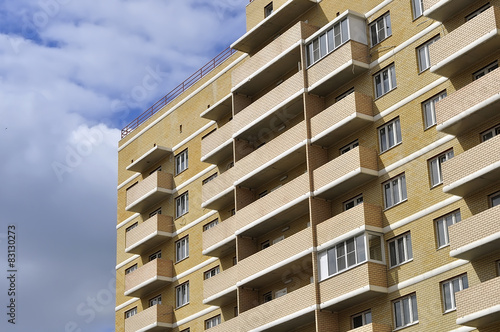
[115,0,500,331]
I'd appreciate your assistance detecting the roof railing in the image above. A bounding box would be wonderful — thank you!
[121,46,237,139]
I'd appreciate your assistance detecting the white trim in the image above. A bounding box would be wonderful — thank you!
[311,113,374,144]
[365,0,394,18]
[450,232,500,258]
[124,276,174,296]
[118,53,247,151]
[305,10,365,45]
[316,225,383,252]
[116,213,140,230]
[117,173,140,190]
[313,168,378,197]
[456,305,500,326]
[422,0,449,18]
[437,94,500,133]
[202,234,237,256]
[172,305,219,328]
[249,305,318,332]
[430,30,500,76]
[308,60,370,92]
[125,188,175,211]
[448,327,476,332]
[387,259,468,293]
[176,164,217,193]
[200,93,232,118]
[126,146,173,171]
[202,285,238,305]
[136,323,174,332]
[320,285,388,309]
[173,257,218,282]
[125,231,174,253]
[202,186,234,209]
[200,138,232,162]
[116,255,140,270]
[115,298,139,312]
[443,161,500,194]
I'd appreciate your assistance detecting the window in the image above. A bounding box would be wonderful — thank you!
[175,149,188,175]
[383,173,407,209]
[263,291,273,303]
[466,3,491,21]
[226,161,234,170]
[125,264,138,275]
[149,208,161,218]
[261,240,270,250]
[258,190,268,198]
[442,274,468,312]
[490,192,500,207]
[273,236,284,244]
[264,2,273,17]
[204,266,220,279]
[233,256,237,265]
[417,35,440,72]
[306,18,349,67]
[181,329,190,332]
[203,219,219,231]
[344,194,363,211]
[379,117,402,152]
[202,172,218,185]
[412,0,424,19]
[388,233,413,268]
[370,12,392,46]
[393,294,418,328]
[336,87,354,102]
[352,310,372,329]
[126,222,138,232]
[176,192,189,218]
[340,140,359,154]
[473,61,498,80]
[149,250,161,261]
[205,315,221,329]
[124,307,137,319]
[429,149,454,187]
[176,236,189,262]
[481,124,500,141]
[176,282,189,308]
[149,295,161,307]
[234,306,238,317]
[435,210,461,248]
[275,288,287,298]
[374,64,397,99]
[422,90,446,129]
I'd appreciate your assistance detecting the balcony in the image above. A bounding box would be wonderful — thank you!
[201,121,234,165]
[124,259,173,298]
[430,6,500,77]
[233,21,315,95]
[232,0,317,54]
[202,215,238,257]
[206,284,316,332]
[124,304,173,332]
[126,145,172,173]
[455,277,500,327]
[423,0,474,22]
[313,146,378,199]
[201,167,236,210]
[126,171,174,213]
[442,135,500,196]
[307,40,369,96]
[125,214,174,255]
[203,266,238,306]
[348,323,391,332]
[436,67,500,135]
[449,205,500,260]
[319,262,388,311]
[200,94,232,121]
[311,92,374,147]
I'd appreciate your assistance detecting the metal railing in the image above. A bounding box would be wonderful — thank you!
[121,46,237,138]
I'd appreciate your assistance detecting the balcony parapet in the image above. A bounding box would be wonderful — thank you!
[348,323,391,332]
[126,171,174,213]
[126,146,172,173]
[201,121,234,164]
[125,214,174,254]
[124,258,173,298]
[423,0,477,22]
[201,167,237,211]
[124,304,173,332]
[455,276,500,327]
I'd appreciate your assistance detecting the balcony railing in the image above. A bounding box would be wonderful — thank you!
[436,68,500,135]
[201,121,234,164]
[201,167,236,211]
[423,0,474,22]
[124,258,173,297]
[429,6,500,77]
[455,276,500,327]
[202,215,238,257]
[124,304,173,332]
[442,135,500,196]
[203,265,238,306]
[449,205,500,260]
[125,214,174,254]
[126,171,174,213]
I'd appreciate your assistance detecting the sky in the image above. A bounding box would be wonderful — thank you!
[0,1,246,331]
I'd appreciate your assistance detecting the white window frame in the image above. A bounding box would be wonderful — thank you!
[422,90,446,129]
[175,192,189,218]
[435,210,461,248]
[352,310,372,329]
[383,173,407,209]
[149,250,161,261]
[306,17,349,67]
[379,117,402,153]
[393,294,418,328]
[429,149,454,187]
[205,314,221,329]
[149,294,162,307]
[412,0,424,19]
[340,140,359,155]
[417,35,440,72]
[125,264,138,275]
[204,266,220,280]
[124,307,137,319]
[203,219,219,231]
[175,149,188,175]
[442,274,468,312]
[473,61,498,80]
[481,124,500,142]
[370,12,392,46]
[176,282,189,308]
[344,194,363,211]
[490,191,500,207]
[465,3,491,21]
[374,64,397,99]
[388,232,413,268]
[176,236,189,262]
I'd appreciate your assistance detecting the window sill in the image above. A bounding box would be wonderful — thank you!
[175,256,189,265]
[393,321,419,331]
[443,308,456,315]
[436,243,450,251]
[175,212,189,220]
[389,258,414,270]
[374,86,397,101]
[430,182,443,190]
[175,302,190,310]
[423,123,437,132]
[174,168,188,177]
[379,140,402,155]
[384,198,408,211]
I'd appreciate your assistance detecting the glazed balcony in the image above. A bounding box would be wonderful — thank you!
[201,167,236,210]
[200,121,234,165]
[126,145,172,173]
[200,94,232,121]
[126,171,174,213]
[310,92,374,147]
[202,215,238,257]
[124,259,173,298]
[232,0,317,54]
[316,203,383,248]
[307,40,369,96]
[436,67,500,135]
[449,205,500,260]
[125,214,174,255]
[124,304,173,332]
[203,266,238,306]
[442,135,500,196]
[319,262,388,311]
[206,284,316,332]
[430,6,500,77]
[233,21,315,95]
[423,0,474,22]
[348,323,391,332]
[313,146,378,199]
[455,277,500,327]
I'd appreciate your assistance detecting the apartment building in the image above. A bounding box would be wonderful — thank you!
[115,0,500,331]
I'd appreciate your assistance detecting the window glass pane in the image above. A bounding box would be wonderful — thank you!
[327,247,337,275]
[406,234,413,259]
[318,250,329,281]
[437,219,446,247]
[385,14,392,36]
[341,19,348,43]
[392,179,400,204]
[389,241,397,266]
[401,175,407,201]
[353,315,363,328]
[369,234,382,261]
[319,34,327,58]
[443,283,452,310]
[388,122,395,147]
[411,295,418,321]
[430,159,440,186]
[356,235,366,263]
[375,75,383,98]
[382,70,390,94]
[395,118,402,143]
[462,275,468,289]
[334,23,341,48]
[327,29,334,53]
[346,238,356,267]
[402,298,410,325]
[371,24,378,46]
[394,301,402,327]
[390,65,397,90]
[365,311,372,324]
[312,39,319,62]
[384,183,392,207]
[337,243,346,271]
[397,238,405,263]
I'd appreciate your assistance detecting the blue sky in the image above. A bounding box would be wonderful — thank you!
[0,1,245,331]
